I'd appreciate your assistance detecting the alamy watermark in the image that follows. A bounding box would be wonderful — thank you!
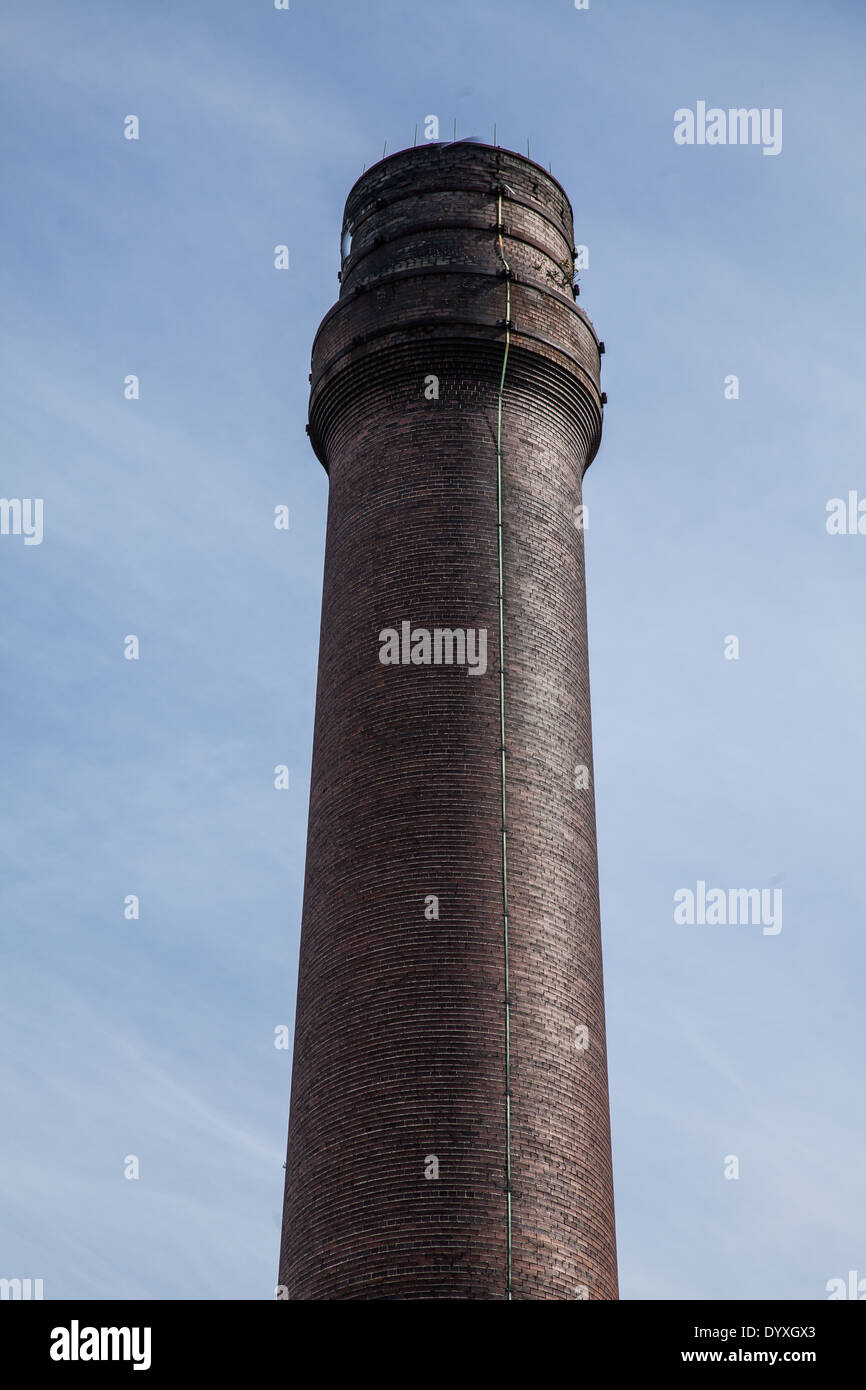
[826,492,866,535]
[826,1270,866,1299]
[1,1277,43,1299]
[674,879,782,935]
[379,621,487,675]
[674,103,782,157]
[0,497,43,545]
[50,1322,151,1371]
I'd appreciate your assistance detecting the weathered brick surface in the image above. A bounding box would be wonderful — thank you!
[279,144,617,1300]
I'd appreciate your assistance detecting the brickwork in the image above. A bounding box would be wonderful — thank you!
[279,143,617,1300]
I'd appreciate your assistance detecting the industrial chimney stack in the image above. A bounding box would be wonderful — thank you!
[279,142,618,1300]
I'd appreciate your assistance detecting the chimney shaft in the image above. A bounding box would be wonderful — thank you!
[280,143,617,1300]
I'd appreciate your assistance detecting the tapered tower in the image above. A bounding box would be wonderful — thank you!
[279,142,617,1300]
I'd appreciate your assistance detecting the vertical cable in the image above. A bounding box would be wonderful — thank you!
[495,192,513,1301]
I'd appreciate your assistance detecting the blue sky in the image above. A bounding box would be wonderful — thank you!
[1,0,864,1300]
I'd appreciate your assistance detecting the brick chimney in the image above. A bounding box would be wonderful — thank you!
[279,142,617,1301]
